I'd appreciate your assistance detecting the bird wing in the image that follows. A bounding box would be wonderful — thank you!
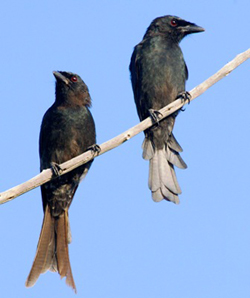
[129,45,145,121]
[185,61,189,80]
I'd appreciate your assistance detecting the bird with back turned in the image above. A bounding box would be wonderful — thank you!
[25,71,97,293]
[129,15,204,203]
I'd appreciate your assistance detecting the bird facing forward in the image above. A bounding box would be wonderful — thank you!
[25,71,96,293]
[129,15,204,203]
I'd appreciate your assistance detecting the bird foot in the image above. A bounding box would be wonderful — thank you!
[50,162,63,177]
[87,144,101,155]
[176,91,191,103]
[148,109,163,124]
[176,91,191,111]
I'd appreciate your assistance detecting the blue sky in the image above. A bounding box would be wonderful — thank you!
[0,1,250,297]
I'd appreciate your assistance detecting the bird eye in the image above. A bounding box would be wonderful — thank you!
[71,76,78,82]
[170,19,178,27]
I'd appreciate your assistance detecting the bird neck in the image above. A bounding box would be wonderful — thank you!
[144,29,183,45]
[55,87,91,107]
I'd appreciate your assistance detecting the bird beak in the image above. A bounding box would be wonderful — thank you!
[53,71,70,85]
[182,23,205,34]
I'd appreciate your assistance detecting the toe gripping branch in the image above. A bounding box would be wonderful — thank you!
[176,91,191,111]
[148,109,163,124]
[50,162,63,177]
[87,144,101,156]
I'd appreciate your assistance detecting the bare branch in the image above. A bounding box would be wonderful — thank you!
[0,48,249,205]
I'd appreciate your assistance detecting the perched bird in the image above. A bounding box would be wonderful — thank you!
[25,71,96,293]
[129,15,204,203]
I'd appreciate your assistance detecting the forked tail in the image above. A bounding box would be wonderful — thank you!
[25,205,76,293]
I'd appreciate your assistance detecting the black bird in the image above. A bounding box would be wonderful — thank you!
[129,15,204,203]
[25,71,96,292]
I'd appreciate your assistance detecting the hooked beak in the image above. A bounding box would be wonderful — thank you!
[53,71,70,85]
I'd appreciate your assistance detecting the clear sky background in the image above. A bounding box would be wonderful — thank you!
[0,1,249,298]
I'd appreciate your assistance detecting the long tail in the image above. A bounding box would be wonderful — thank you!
[25,205,76,293]
[142,134,187,203]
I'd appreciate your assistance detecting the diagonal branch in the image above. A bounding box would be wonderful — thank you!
[0,48,249,205]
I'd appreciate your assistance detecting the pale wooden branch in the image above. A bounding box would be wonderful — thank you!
[0,49,249,205]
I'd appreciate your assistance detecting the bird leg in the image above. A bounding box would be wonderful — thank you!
[50,162,63,177]
[148,109,163,124]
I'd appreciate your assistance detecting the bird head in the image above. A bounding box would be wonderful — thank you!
[53,71,92,107]
[145,15,204,42]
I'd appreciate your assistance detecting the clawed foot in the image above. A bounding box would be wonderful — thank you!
[176,91,191,111]
[50,162,63,177]
[148,109,163,124]
[177,91,191,103]
[87,144,101,155]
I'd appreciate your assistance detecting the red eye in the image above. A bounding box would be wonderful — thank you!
[71,76,78,82]
[171,19,177,27]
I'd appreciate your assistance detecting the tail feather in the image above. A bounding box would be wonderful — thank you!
[148,150,160,191]
[57,211,76,293]
[168,134,183,152]
[142,138,154,160]
[41,228,56,273]
[152,184,179,203]
[144,135,186,204]
[166,146,187,169]
[161,183,180,204]
[169,164,182,194]
[26,207,76,293]
[158,150,180,194]
[25,205,54,287]
[152,189,165,202]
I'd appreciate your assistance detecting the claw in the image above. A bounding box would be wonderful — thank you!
[50,162,63,177]
[176,91,191,104]
[148,109,163,124]
[87,144,101,155]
